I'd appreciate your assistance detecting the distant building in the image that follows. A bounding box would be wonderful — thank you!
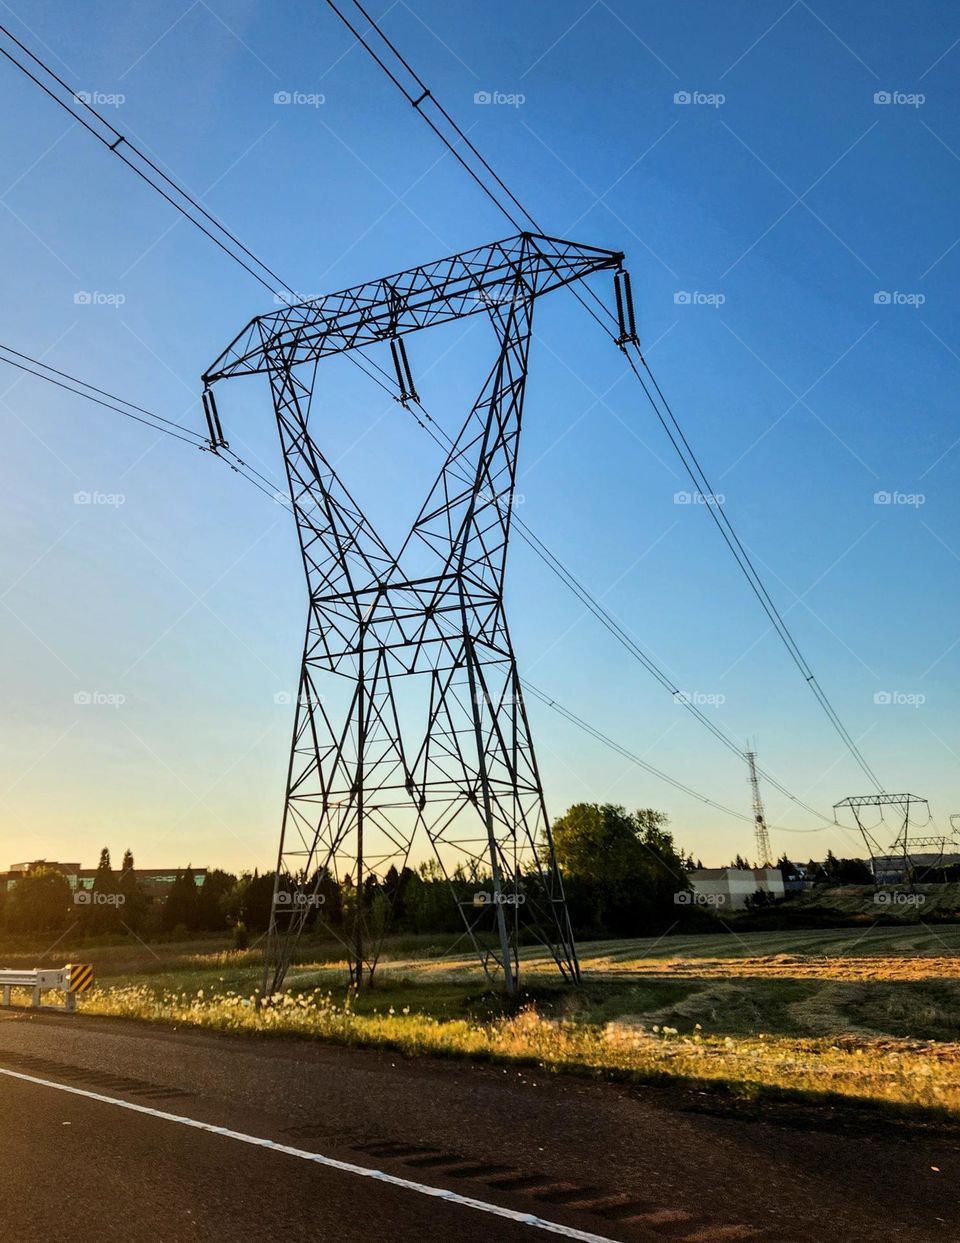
[1,860,207,902]
[871,853,960,885]
[689,866,785,912]
[781,863,813,894]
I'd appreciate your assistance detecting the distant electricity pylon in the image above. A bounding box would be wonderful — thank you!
[833,793,938,885]
[203,233,631,995]
[745,750,773,868]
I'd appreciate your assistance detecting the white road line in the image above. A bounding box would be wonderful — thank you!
[0,1065,622,1243]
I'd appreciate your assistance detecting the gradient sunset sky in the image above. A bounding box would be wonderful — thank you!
[1,0,958,873]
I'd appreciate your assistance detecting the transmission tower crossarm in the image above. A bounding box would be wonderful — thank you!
[834,794,926,809]
[202,234,623,382]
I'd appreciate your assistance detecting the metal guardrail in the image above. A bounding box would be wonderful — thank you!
[0,963,94,1012]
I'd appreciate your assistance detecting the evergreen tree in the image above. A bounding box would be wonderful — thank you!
[87,846,123,934]
[118,849,148,932]
[195,870,237,931]
[234,870,275,932]
[314,867,343,926]
[161,866,200,933]
[804,857,827,883]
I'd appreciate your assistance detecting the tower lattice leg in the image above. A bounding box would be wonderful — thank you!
[261,290,577,993]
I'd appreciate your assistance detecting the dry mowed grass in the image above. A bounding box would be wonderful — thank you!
[7,921,960,1117]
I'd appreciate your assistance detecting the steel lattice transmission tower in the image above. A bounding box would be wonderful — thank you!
[203,233,627,995]
[834,793,939,885]
[745,751,773,868]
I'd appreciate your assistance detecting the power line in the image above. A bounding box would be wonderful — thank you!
[0,25,295,299]
[323,0,527,232]
[0,342,204,446]
[0,22,409,410]
[2,338,825,835]
[621,345,884,792]
[0,342,284,500]
[2,16,812,804]
[521,680,824,833]
[397,369,833,825]
[324,0,883,796]
[1,19,836,826]
[1,20,824,818]
[322,0,620,346]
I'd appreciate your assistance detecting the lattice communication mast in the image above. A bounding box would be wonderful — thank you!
[203,233,632,995]
[745,750,773,868]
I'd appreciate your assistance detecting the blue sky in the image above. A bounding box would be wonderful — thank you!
[0,0,957,873]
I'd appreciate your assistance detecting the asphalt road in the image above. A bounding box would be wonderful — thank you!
[0,1009,956,1242]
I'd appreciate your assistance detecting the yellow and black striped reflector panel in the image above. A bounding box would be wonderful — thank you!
[66,963,94,994]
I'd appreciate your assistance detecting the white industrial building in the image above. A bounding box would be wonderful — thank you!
[688,867,785,911]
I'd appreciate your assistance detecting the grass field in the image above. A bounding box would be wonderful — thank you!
[5,919,960,1119]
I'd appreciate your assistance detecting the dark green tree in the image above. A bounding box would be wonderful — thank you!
[402,860,463,934]
[552,803,649,884]
[825,855,873,885]
[161,866,200,933]
[549,803,691,937]
[118,848,148,933]
[5,866,71,933]
[85,846,123,934]
[233,870,275,932]
[805,857,828,883]
[195,870,237,932]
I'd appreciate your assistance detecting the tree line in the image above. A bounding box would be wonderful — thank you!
[0,804,700,942]
[4,808,898,943]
